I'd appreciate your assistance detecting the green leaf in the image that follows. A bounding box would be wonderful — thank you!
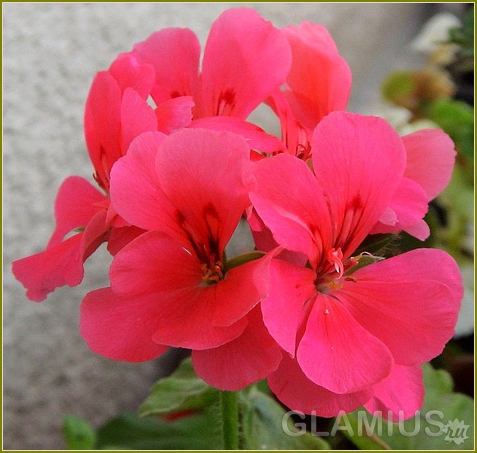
[96,408,222,450]
[426,98,474,163]
[225,250,265,271]
[63,415,97,450]
[341,363,474,450]
[241,387,330,450]
[139,357,219,417]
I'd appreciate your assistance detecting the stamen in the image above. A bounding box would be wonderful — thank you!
[327,248,344,278]
[201,259,224,284]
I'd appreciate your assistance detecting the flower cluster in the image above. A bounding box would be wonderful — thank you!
[13,8,463,419]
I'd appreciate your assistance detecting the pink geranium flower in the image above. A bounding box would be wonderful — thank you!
[80,129,281,390]
[131,7,291,154]
[269,21,352,158]
[12,8,300,302]
[248,111,463,418]
[12,53,174,301]
[262,22,455,240]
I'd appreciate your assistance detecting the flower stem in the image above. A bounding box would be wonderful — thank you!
[220,390,239,450]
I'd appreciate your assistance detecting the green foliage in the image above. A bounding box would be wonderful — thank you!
[65,358,331,450]
[65,358,474,450]
[241,387,330,450]
[63,415,96,450]
[426,98,474,163]
[340,364,474,450]
[96,408,222,450]
[138,358,329,450]
[139,357,219,417]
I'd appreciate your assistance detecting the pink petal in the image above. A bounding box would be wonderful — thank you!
[196,8,291,118]
[155,96,194,134]
[213,252,274,327]
[80,288,168,362]
[106,225,145,256]
[268,352,373,417]
[12,234,84,302]
[249,153,332,267]
[192,307,282,391]
[108,53,155,99]
[297,293,393,394]
[84,71,122,189]
[133,28,200,105]
[150,285,248,350]
[365,364,424,422]
[338,248,462,366]
[190,116,286,153]
[80,209,110,260]
[13,209,109,302]
[246,208,309,267]
[312,112,406,258]
[110,231,246,350]
[402,128,456,200]
[120,88,157,154]
[155,129,251,254]
[47,176,107,248]
[267,91,311,157]
[110,230,201,296]
[261,258,316,355]
[282,22,352,128]
[109,131,178,232]
[371,176,430,240]
[403,219,430,240]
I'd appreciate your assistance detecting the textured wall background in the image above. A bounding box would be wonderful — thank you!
[3,3,460,449]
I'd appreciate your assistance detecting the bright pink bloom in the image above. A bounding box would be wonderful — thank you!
[269,21,352,157]
[12,54,172,301]
[131,8,291,152]
[248,111,462,417]
[80,129,281,389]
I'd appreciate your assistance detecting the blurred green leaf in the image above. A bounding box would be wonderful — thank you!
[63,415,96,450]
[139,357,219,417]
[96,407,222,450]
[241,388,330,450]
[426,98,474,163]
[341,363,474,450]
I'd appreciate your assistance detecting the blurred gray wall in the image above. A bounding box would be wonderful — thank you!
[3,3,462,449]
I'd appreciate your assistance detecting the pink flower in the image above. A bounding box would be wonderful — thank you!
[248,111,463,418]
[80,129,281,389]
[263,22,455,240]
[268,21,352,158]
[12,11,352,302]
[12,54,170,301]
[131,7,291,153]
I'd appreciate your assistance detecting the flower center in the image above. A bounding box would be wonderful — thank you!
[201,257,224,285]
[315,247,360,292]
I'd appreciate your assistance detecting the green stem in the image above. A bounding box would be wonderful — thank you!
[220,391,239,450]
